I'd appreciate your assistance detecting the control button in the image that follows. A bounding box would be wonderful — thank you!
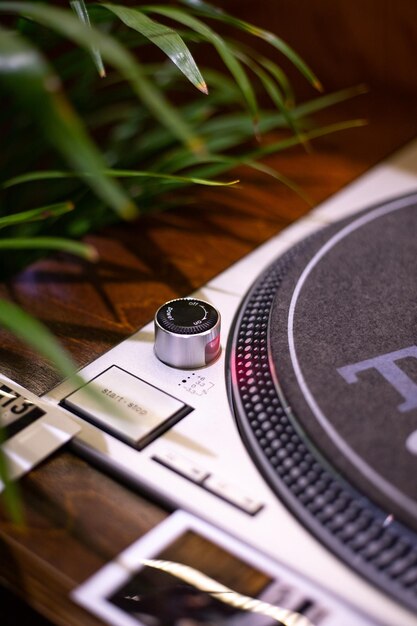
[154,298,221,369]
[62,366,192,450]
[153,449,210,483]
[203,475,263,515]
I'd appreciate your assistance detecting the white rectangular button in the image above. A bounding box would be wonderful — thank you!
[63,366,191,449]
[203,475,263,515]
[153,449,209,483]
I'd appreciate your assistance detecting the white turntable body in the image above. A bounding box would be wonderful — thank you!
[46,139,417,626]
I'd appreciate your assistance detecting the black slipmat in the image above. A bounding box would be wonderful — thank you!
[227,193,417,612]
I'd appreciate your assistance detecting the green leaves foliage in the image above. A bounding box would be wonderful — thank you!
[179,0,322,90]
[2,169,238,189]
[141,5,259,121]
[0,0,352,241]
[0,26,137,219]
[0,3,204,153]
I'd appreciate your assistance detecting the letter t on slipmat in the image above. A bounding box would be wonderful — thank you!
[337,346,417,413]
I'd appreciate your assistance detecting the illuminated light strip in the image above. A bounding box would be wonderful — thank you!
[139,558,314,626]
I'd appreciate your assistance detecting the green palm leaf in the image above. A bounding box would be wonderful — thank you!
[102,4,208,94]
[231,47,304,143]
[0,237,98,260]
[2,169,238,189]
[0,202,74,229]
[141,5,259,122]
[70,0,106,78]
[260,57,294,106]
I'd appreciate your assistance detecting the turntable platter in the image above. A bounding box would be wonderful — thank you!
[228,192,417,612]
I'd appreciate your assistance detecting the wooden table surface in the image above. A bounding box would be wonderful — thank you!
[1,87,417,625]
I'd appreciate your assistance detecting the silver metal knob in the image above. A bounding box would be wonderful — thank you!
[154,298,221,369]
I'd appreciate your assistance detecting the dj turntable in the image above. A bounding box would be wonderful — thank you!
[47,139,417,626]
